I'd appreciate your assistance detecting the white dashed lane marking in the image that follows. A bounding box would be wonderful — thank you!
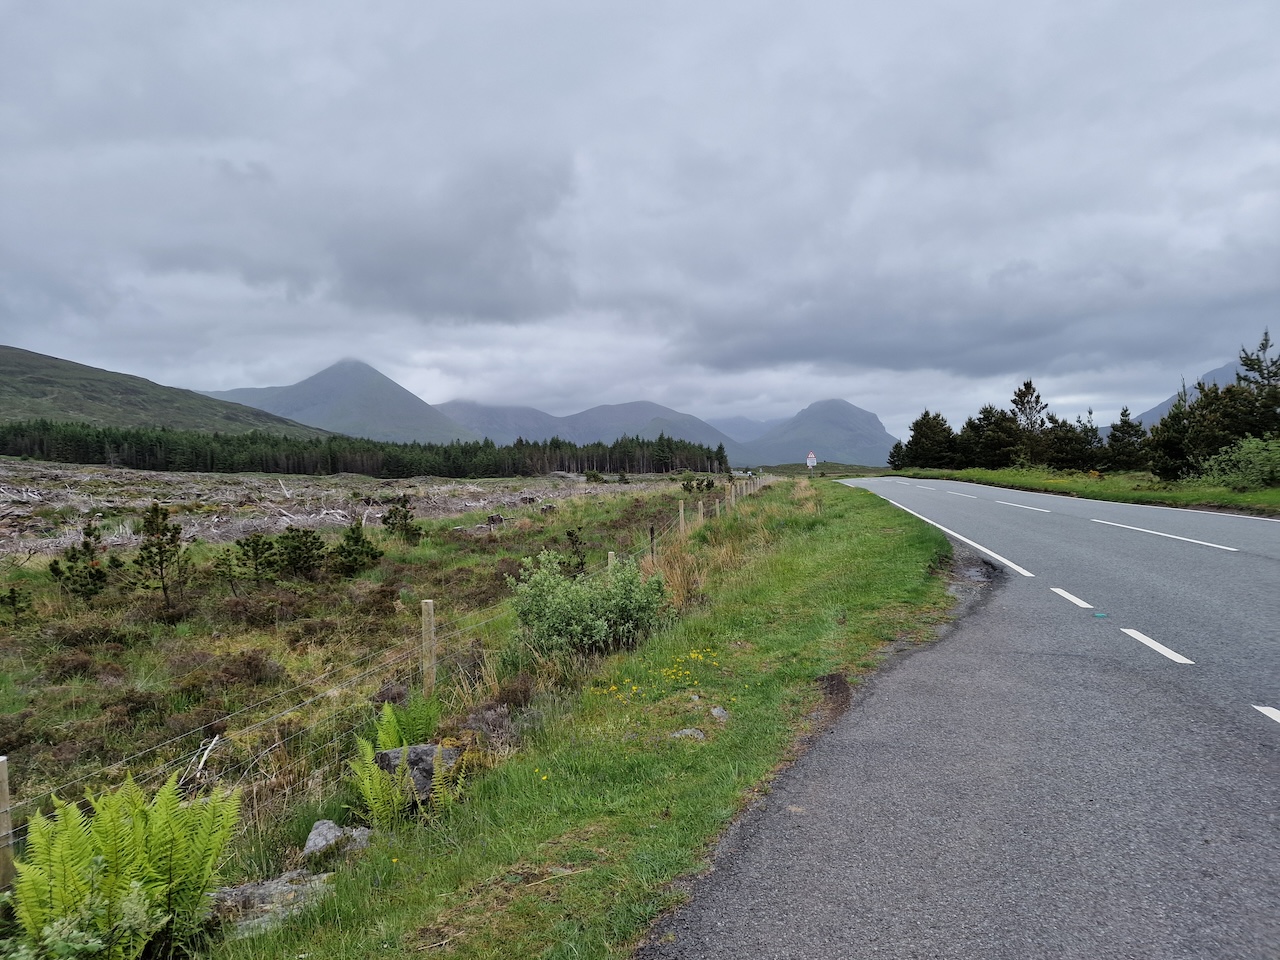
[886,500,1036,578]
[1090,519,1237,552]
[1051,588,1094,609]
[997,500,1051,513]
[1121,628,1195,664]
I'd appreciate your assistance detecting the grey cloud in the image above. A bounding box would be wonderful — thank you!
[325,158,577,321]
[0,0,1276,428]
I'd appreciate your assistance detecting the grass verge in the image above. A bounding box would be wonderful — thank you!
[889,466,1280,515]
[209,481,952,959]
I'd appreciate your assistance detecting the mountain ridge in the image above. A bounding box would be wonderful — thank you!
[0,345,331,439]
[2,347,901,466]
[197,359,902,465]
[203,359,478,445]
[1131,360,1243,428]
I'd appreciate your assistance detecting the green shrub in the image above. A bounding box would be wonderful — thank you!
[1199,435,1280,490]
[0,587,31,626]
[597,559,667,649]
[328,519,383,577]
[234,533,278,582]
[275,526,326,580]
[48,523,121,604]
[507,550,666,661]
[129,502,190,610]
[381,498,422,544]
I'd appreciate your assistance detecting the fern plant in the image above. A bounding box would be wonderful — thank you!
[347,695,446,828]
[347,736,414,829]
[144,775,241,953]
[385,695,442,747]
[2,775,239,960]
[428,744,468,815]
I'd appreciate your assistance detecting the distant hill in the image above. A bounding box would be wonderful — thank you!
[1132,360,1242,428]
[706,415,788,442]
[204,360,478,444]
[3,347,900,467]
[439,399,748,457]
[564,402,743,452]
[434,400,566,445]
[736,399,898,467]
[0,345,330,438]
[398,393,897,466]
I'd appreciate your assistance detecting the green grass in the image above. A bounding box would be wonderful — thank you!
[209,481,952,959]
[0,482,706,807]
[890,466,1280,515]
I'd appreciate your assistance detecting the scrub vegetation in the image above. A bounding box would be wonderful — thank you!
[0,464,954,957]
[0,458,957,957]
[205,480,951,959]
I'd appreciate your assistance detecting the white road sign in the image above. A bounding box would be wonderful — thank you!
[806,452,817,467]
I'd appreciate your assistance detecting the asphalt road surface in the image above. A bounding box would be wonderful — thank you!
[636,479,1280,959]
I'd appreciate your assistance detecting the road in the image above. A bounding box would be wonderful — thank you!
[636,479,1280,959]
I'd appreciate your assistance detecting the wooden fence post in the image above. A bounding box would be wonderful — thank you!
[679,500,686,536]
[608,550,616,569]
[0,756,12,890]
[422,600,436,697]
[698,500,704,523]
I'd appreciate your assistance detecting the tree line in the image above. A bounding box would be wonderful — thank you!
[0,420,733,478]
[890,331,1279,484]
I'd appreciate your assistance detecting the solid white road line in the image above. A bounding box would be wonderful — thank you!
[997,500,1051,513]
[886,499,1036,577]
[1090,519,1238,552]
[947,491,978,499]
[1253,706,1280,724]
[1121,628,1195,664]
[1051,588,1093,609]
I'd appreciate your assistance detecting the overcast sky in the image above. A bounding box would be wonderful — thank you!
[2,1,1276,440]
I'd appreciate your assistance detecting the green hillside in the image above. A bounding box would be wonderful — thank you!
[0,345,331,438]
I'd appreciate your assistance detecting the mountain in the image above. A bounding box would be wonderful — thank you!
[706,415,788,442]
[204,360,478,444]
[376,388,898,466]
[0,345,330,438]
[439,399,747,456]
[434,400,565,445]
[565,402,742,452]
[1132,360,1242,428]
[736,399,898,467]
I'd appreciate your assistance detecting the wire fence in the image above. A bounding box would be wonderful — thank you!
[0,475,773,878]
